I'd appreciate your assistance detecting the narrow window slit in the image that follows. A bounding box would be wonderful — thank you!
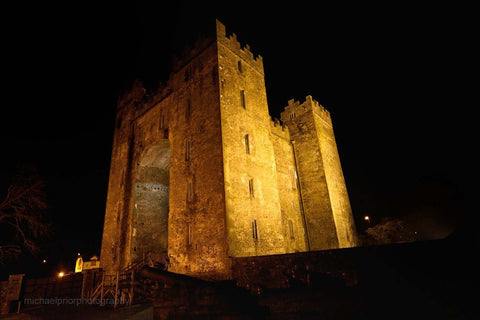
[187,182,193,202]
[252,220,258,239]
[240,90,246,109]
[248,178,254,198]
[186,140,191,161]
[288,220,295,239]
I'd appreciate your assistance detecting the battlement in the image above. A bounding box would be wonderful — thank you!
[171,32,216,72]
[118,77,174,116]
[280,95,331,124]
[117,79,146,110]
[118,19,265,115]
[269,118,290,140]
[216,20,264,74]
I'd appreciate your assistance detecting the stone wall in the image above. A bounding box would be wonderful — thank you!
[312,99,358,248]
[165,41,229,279]
[270,121,308,253]
[281,98,339,250]
[100,26,230,280]
[217,21,287,258]
[100,20,358,280]
[231,248,359,289]
[281,96,357,250]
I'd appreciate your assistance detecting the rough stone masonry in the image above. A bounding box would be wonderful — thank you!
[100,20,357,280]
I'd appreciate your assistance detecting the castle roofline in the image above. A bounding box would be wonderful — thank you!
[280,95,331,124]
[216,19,264,74]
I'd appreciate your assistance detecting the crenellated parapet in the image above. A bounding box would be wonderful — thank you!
[269,118,290,140]
[216,20,264,74]
[171,33,216,72]
[118,79,146,110]
[119,19,266,120]
[142,77,174,108]
[117,76,175,120]
[280,95,331,126]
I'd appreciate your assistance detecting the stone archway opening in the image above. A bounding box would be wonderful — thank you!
[132,140,170,266]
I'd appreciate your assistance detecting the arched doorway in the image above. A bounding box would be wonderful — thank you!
[131,140,170,266]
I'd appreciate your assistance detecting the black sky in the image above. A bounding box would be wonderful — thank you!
[0,2,470,276]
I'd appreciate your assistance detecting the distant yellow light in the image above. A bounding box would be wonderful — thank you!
[42,259,47,263]
[75,257,83,273]
[58,272,64,278]
[364,216,370,221]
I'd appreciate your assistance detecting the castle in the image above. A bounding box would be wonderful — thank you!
[100,20,357,280]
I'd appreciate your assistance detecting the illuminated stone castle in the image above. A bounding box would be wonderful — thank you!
[100,20,357,280]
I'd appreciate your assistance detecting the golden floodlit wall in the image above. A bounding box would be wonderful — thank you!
[100,20,357,280]
[216,22,287,258]
[280,97,357,249]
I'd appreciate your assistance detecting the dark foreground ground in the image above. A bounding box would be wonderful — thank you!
[0,303,152,320]
[1,228,476,319]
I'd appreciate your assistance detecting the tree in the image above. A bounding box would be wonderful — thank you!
[362,217,416,245]
[0,170,51,264]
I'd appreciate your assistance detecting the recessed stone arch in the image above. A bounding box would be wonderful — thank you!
[131,140,170,266]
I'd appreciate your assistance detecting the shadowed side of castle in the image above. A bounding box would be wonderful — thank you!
[99,19,357,280]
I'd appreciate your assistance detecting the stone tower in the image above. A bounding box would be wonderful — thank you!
[100,20,357,280]
[280,97,357,250]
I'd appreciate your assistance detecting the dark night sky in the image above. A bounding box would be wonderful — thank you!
[0,2,471,277]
